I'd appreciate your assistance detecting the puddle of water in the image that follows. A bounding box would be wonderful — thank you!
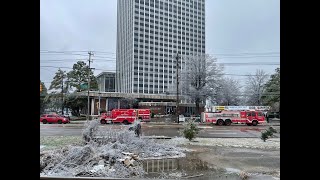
[142,153,241,180]
[225,168,241,174]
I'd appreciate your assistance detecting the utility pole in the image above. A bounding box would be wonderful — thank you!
[87,51,93,120]
[61,79,64,115]
[176,53,180,124]
[65,79,69,115]
[98,89,101,115]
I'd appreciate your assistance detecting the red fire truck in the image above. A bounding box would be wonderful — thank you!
[136,109,151,122]
[201,110,266,126]
[100,109,151,124]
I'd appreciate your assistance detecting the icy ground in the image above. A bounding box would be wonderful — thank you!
[40,120,187,178]
[164,137,280,150]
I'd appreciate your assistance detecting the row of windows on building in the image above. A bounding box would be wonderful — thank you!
[135,25,205,32]
[134,78,173,82]
[118,50,204,58]
[134,12,204,22]
[134,63,177,67]
[134,43,204,48]
[137,0,204,4]
[134,9,205,18]
[133,39,204,47]
[134,42,205,48]
[132,52,204,58]
[135,2,205,10]
[134,23,205,31]
[134,19,205,28]
[134,31,204,38]
[133,69,176,73]
[133,48,205,54]
[119,45,204,56]
[134,84,169,88]
[133,54,204,60]
[133,38,205,46]
[133,90,167,94]
[134,41,204,47]
[134,31,204,37]
[134,28,205,35]
[133,70,175,74]
[135,11,204,19]
[135,22,204,30]
[134,60,179,65]
[134,11,204,19]
[134,74,174,79]
[135,0,204,9]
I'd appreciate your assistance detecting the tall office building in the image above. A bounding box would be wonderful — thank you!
[116,0,205,94]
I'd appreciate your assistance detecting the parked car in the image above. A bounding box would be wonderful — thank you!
[266,112,280,123]
[40,114,70,124]
[58,114,71,121]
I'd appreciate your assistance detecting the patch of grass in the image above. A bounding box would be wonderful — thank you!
[40,136,83,150]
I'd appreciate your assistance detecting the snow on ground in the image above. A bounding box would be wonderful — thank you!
[40,120,187,178]
[165,137,280,150]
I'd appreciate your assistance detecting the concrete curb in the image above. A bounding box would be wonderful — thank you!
[40,176,130,180]
[68,121,280,127]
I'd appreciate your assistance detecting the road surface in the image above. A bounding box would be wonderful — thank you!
[40,122,280,138]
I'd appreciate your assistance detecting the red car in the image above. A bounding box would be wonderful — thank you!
[40,114,70,124]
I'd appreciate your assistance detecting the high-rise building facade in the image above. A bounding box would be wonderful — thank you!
[116,0,205,94]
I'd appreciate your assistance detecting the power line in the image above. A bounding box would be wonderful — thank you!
[40,50,116,55]
[40,59,116,62]
[210,52,280,56]
[40,66,274,77]
[216,55,279,59]
[41,50,278,55]
[40,52,278,59]
[41,66,74,70]
[40,53,89,57]
[93,55,116,59]
[40,58,278,65]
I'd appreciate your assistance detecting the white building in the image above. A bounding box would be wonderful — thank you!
[116,0,206,94]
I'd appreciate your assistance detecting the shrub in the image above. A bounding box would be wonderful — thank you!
[261,127,278,142]
[180,121,200,141]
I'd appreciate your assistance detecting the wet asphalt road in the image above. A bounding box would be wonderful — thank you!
[40,122,280,138]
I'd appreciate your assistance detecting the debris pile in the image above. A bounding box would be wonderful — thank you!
[40,120,186,178]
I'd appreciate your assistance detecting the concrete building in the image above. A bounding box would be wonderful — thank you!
[80,0,206,117]
[116,0,206,94]
[74,91,203,116]
[96,72,116,92]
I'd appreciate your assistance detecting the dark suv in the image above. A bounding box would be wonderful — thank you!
[266,112,280,123]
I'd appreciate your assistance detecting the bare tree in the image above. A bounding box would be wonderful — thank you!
[179,54,224,115]
[213,77,242,106]
[244,69,269,105]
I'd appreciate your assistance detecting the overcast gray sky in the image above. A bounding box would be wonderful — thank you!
[40,0,280,89]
